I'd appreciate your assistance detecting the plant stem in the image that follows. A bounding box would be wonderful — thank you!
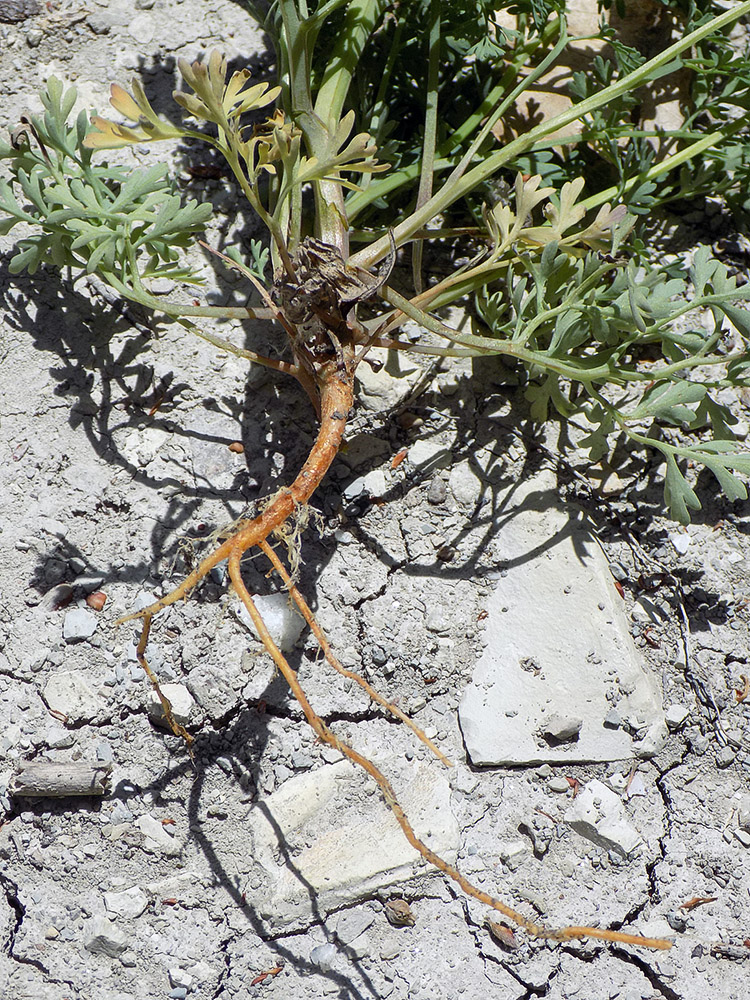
[350,0,750,269]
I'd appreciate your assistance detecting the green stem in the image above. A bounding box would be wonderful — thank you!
[350,0,750,269]
[306,0,387,249]
[411,0,441,294]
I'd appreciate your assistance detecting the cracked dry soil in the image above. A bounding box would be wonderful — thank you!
[2,2,750,999]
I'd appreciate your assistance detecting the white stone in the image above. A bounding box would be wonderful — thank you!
[104,887,148,920]
[247,759,459,931]
[669,531,691,554]
[234,592,305,652]
[497,839,530,870]
[631,596,667,624]
[735,793,750,831]
[355,348,419,411]
[62,608,97,642]
[343,468,388,499]
[541,713,583,742]
[448,461,484,506]
[136,814,181,856]
[146,683,195,727]
[458,473,665,766]
[169,968,194,989]
[407,439,451,472]
[84,916,128,957]
[549,777,571,794]
[664,704,689,730]
[43,671,106,723]
[565,779,642,857]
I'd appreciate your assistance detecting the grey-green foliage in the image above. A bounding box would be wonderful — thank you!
[0,77,211,284]
[474,243,750,522]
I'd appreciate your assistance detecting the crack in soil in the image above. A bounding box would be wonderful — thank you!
[0,870,50,978]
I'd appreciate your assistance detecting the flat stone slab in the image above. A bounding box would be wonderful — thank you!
[459,473,666,765]
[247,757,459,932]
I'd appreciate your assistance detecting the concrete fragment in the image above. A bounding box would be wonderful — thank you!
[247,759,458,931]
[407,439,451,472]
[548,777,571,793]
[669,531,691,554]
[343,468,387,499]
[136,814,181,856]
[496,839,529,870]
[541,713,583,742]
[565,779,642,857]
[187,666,238,721]
[84,916,128,957]
[234,593,305,652]
[146,683,195,727]
[104,887,148,920]
[42,671,106,723]
[665,704,689,730]
[336,908,376,944]
[62,607,97,642]
[459,472,665,765]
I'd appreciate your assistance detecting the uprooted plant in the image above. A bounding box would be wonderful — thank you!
[4,0,750,951]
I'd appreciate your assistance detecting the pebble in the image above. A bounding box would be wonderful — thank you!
[603,708,622,729]
[496,839,529,870]
[666,910,688,932]
[84,916,128,957]
[448,461,483,506]
[733,828,750,847]
[147,683,195,728]
[136,814,181,856]
[310,943,337,972]
[669,531,691,554]
[665,704,690,730]
[565,779,642,857]
[716,745,736,769]
[608,562,628,582]
[343,468,387,499]
[631,596,668,624]
[62,607,97,642]
[169,969,193,989]
[234,593,305,652]
[548,777,571,794]
[24,25,41,45]
[427,476,447,505]
[104,886,148,919]
[541,713,583,742]
[735,793,750,830]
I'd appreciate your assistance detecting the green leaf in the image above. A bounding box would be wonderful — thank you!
[663,453,701,524]
[631,381,707,424]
